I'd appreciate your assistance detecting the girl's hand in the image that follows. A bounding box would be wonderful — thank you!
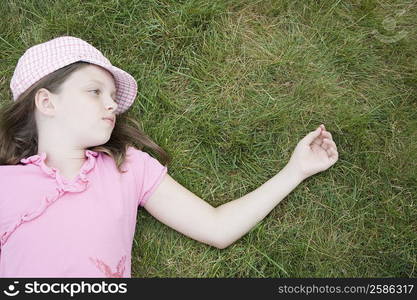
[286,124,338,180]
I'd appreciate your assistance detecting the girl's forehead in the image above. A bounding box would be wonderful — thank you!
[80,64,112,78]
[73,65,116,87]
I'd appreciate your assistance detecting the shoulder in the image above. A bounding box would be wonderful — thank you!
[125,146,161,164]
[0,164,26,172]
[125,146,147,162]
[126,145,146,156]
[123,146,167,177]
[0,164,30,186]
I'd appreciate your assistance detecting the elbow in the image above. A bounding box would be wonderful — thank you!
[214,242,228,250]
[208,232,228,249]
[213,233,231,250]
[215,237,236,249]
[214,238,235,249]
[212,207,237,250]
[212,210,227,250]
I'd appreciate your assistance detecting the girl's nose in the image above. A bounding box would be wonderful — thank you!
[105,96,118,112]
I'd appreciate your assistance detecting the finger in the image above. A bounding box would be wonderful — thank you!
[329,147,338,160]
[321,138,333,150]
[324,141,338,159]
[312,136,324,146]
[301,126,322,146]
[323,145,333,157]
[325,139,337,149]
[321,139,329,150]
[320,130,333,140]
[321,141,331,155]
[327,148,333,157]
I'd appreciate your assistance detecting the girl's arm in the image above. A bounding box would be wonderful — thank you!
[144,124,338,249]
[213,163,304,249]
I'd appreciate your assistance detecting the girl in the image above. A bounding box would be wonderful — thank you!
[0,36,338,278]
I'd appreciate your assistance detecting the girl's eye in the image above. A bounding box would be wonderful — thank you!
[89,89,117,102]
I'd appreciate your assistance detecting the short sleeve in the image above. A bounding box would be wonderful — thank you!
[126,146,168,207]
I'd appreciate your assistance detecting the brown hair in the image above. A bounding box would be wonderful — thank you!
[0,61,171,172]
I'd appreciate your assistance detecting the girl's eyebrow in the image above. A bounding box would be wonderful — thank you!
[86,80,117,95]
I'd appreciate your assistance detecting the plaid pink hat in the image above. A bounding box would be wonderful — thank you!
[10,36,137,115]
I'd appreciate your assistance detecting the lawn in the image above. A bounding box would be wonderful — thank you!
[0,0,416,277]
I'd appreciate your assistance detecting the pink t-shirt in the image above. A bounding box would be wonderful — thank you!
[0,146,168,277]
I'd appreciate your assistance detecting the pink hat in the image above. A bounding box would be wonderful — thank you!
[10,36,137,115]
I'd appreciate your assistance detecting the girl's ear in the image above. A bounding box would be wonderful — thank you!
[34,88,56,116]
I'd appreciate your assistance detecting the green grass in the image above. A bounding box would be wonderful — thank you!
[1,0,416,277]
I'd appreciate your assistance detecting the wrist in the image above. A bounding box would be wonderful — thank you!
[282,163,308,183]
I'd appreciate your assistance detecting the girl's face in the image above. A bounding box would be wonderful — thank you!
[41,64,119,147]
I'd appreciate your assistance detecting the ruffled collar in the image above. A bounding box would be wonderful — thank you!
[0,149,99,247]
[19,149,99,191]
